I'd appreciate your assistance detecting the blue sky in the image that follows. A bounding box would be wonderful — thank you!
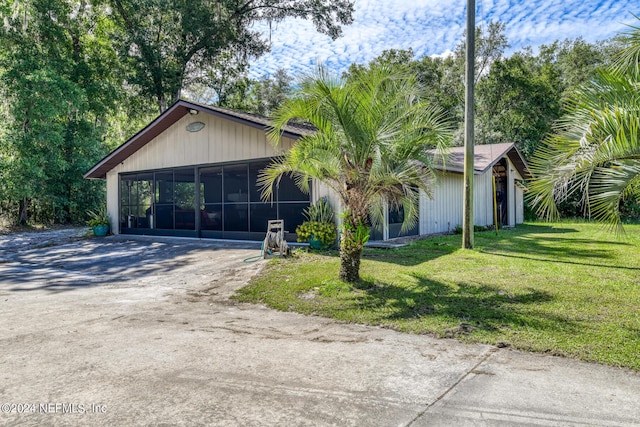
[250,0,638,77]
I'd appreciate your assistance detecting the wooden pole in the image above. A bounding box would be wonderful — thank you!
[462,0,475,249]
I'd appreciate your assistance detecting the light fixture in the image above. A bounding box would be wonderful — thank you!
[186,121,205,132]
[189,109,199,115]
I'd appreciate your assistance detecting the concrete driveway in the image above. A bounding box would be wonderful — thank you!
[1,231,639,426]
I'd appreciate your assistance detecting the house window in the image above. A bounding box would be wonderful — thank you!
[153,171,174,229]
[200,167,222,231]
[388,205,419,239]
[173,169,196,230]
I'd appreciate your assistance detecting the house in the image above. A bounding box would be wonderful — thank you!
[85,99,530,241]
[421,143,530,236]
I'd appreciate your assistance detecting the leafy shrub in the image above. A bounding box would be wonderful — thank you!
[453,224,495,234]
[341,217,370,251]
[87,207,110,227]
[303,197,334,223]
[296,221,337,249]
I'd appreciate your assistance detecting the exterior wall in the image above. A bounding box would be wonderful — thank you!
[111,113,294,174]
[505,157,524,226]
[516,185,524,224]
[420,171,495,235]
[507,161,515,227]
[312,180,342,230]
[421,173,462,235]
[474,172,494,228]
[104,114,529,239]
[106,112,296,234]
[106,172,120,234]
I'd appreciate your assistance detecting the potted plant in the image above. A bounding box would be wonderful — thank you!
[296,198,337,250]
[87,208,111,237]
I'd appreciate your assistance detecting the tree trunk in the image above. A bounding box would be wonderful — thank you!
[158,94,167,114]
[338,211,367,283]
[339,241,362,283]
[18,198,29,225]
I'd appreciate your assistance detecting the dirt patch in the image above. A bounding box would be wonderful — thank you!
[0,226,87,253]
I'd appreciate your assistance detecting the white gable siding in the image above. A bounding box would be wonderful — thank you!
[106,173,119,233]
[420,173,461,235]
[516,186,524,224]
[110,113,293,174]
[420,170,500,235]
[506,157,525,225]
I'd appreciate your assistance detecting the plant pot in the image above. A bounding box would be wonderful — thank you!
[308,235,322,250]
[93,224,109,237]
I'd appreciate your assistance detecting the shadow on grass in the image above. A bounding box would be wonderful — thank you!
[364,223,632,267]
[347,273,575,337]
[477,227,637,270]
[480,250,640,271]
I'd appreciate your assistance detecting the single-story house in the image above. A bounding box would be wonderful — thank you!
[85,99,530,241]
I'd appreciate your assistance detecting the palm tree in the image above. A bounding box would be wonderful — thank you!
[259,64,452,283]
[528,21,640,231]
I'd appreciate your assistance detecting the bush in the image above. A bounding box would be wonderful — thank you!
[303,197,334,223]
[296,221,337,249]
[87,207,110,227]
[453,224,495,234]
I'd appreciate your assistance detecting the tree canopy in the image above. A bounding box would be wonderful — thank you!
[0,0,353,225]
[109,0,354,113]
[0,1,627,226]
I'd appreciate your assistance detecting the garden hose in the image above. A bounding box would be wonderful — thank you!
[242,241,271,263]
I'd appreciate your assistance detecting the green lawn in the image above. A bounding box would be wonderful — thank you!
[234,223,640,370]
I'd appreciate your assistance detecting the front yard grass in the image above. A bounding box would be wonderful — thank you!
[234,222,640,370]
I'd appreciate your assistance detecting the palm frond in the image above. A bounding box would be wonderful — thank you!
[612,15,640,79]
[528,62,640,228]
[263,61,453,235]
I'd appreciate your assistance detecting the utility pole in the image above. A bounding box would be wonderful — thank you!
[462,0,475,249]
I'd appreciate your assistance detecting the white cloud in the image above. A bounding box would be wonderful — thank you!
[250,0,638,78]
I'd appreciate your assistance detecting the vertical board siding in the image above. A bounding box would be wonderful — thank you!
[312,180,342,230]
[421,173,464,234]
[516,187,524,224]
[106,173,119,234]
[509,159,525,225]
[507,161,515,226]
[105,113,528,237]
[419,170,507,235]
[108,112,291,176]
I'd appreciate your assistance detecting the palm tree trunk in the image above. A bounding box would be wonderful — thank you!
[339,229,362,283]
[338,211,368,283]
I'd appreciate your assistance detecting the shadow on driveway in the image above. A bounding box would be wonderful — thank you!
[0,235,260,293]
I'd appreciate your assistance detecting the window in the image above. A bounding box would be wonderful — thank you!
[154,172,174,229]
[388,205,418,239]
[174,169,195,230]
